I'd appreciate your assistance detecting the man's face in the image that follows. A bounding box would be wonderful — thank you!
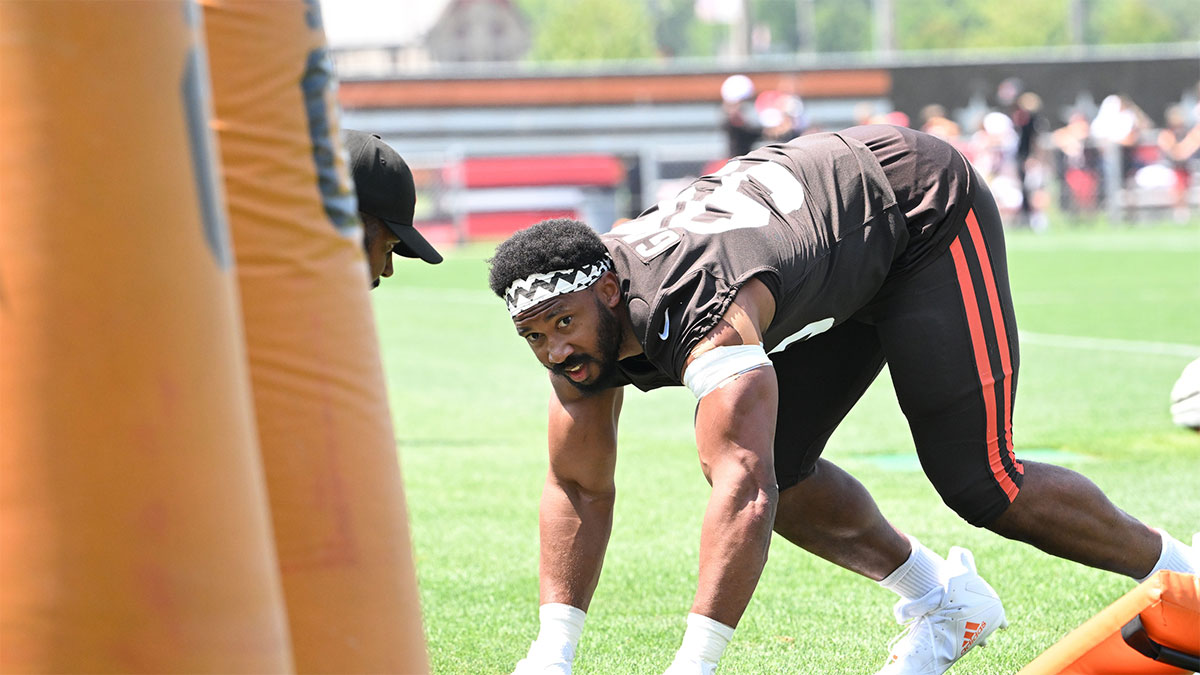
[514,288,623,394]
[360,212,400,289]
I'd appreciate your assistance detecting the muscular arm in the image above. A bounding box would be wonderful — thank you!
[686,277,779,628]
[538,377,623,611]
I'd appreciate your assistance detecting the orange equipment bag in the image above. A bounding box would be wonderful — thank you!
[1018,571,1199,674]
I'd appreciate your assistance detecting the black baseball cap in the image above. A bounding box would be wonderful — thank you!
[344,130,442,264]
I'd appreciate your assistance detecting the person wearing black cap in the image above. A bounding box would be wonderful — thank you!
[344,130,442,288]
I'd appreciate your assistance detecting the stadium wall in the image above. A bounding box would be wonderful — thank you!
[334,45,1200,238]
[888,52,1200,126]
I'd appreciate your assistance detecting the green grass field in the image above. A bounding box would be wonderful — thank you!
[372,222,1200,674]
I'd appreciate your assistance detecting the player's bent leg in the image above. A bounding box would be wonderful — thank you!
[984,460,1165,577]
[863,179,1020,673]
[871,177,1027,529]
[771,316,1009,673]
[774,459,910,580]
[770,321,911,579]
[874,169,1196,589]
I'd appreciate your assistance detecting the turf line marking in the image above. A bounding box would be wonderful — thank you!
[1020,331,1200,358]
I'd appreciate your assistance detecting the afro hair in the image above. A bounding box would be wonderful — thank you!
[487,218,609,297]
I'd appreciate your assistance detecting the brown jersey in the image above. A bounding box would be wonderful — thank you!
[605,124,972,391]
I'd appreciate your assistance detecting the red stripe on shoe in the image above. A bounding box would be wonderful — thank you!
[949,236,1020,502]
[964,209,1024,476]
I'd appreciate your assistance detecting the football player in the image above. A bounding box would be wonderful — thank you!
[487,125,1198,674]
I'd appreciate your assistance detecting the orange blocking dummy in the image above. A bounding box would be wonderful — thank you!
[0,2,292,672]
[200,1,428,672]
[1018,571,1199,674]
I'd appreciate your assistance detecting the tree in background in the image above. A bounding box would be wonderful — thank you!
[513,0,1199,63]
[894,0,1069,50]
[517,0,658,61]
[1089,0,1177,45]
[810,0,873,53]
[646,0,730,58]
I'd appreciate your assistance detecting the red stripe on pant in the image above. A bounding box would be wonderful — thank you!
[949,212,1021,502]
[964,209,1023,476]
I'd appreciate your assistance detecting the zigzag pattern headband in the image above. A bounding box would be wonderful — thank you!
[505,257,611,317]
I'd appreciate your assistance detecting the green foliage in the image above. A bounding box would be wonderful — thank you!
[973,1,1071,48]
[894,0,984,50]
[1089,0,1178,45]
[513,0,1200,62]
[517,0,658,62]
[643,0,736,59]
[811,0,873,53]
[750,0,800,53]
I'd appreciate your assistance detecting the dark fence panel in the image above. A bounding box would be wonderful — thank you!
[890,56,1200,126]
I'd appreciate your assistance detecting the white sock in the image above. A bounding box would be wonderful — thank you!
[530,603,586,662]
[674,613,735,665]
[1136,530,1196,583]
[879,535,945,600]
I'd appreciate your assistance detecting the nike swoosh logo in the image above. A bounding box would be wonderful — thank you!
[658,312,670,340]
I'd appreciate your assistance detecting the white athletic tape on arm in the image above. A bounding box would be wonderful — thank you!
[682,344,772,399]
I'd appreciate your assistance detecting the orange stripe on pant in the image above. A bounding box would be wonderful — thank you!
[963,210,1023,476]
[948,224,1020,502]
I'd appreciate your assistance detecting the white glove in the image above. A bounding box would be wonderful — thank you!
[511,640,574,675]
[663,654,718,675]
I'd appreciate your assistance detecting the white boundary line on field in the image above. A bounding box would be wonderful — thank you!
[398,289,1200,358]
[1020,331,1200,358]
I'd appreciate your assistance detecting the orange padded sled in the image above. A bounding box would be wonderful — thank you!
[0,2,292,672]
[201,1,428,672]
[1018,571,1199,674]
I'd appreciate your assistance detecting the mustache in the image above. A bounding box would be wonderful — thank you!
[548,353,595,377]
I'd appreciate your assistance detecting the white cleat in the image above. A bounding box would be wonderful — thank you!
[876,547,1007,675]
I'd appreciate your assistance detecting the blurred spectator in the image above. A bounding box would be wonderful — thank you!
[996,77,1023,112]
[1193,83,1200,125]
[1051,111,1102,217]
[755,89,809,142]
[1156,104,1200,221]
[852,102,876,128]
[873,110,911,128]
[1091,94,1151,182]
[970,111,1023,217]
[1012,92,1050,230]
[919,104,961,142]
[720,74,762,157]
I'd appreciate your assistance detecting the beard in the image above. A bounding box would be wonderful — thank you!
[551,296,623,395]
